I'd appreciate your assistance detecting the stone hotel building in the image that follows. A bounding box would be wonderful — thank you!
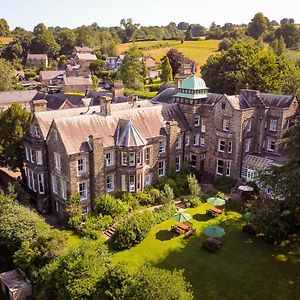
[23,74,298,216]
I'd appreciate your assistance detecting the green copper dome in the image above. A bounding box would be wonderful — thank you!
[180,75,208,90]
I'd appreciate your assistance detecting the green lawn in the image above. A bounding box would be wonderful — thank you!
[112,203,300,300]
[117,40,220,69]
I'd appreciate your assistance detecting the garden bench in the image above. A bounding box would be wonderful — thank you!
[206,207,223,217]
[184,228,196,238]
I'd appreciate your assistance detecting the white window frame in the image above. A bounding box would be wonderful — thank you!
[136,150,142,165]
[185,135,190,146]
[27,169,32,189]
[78,181,88,200]
[145,174,152,186]
[269,119,277,132]
[136,173,142,191]
[77,157,87,174]
[34,125,40,138]
[222,119,229,132]
[121,152,128,166]
[82,206,90,215]
[129,152,135,166]
[144,147,151,163]
[159,140,166,154]
[106,151,114,166]
[245,139,251,153]
[247,119,252,132]
[129,175,135,192]
[106,174,115,192]
[52,175,57,194]
[61,180,67,200]
[121,175,127,191]
[54,152,61,171]
[201,119,206,133]
[218,140,225,152]
[158,160,166,177]
[25,147,30,161]
[193,134,200,146]
[38,173,45,194]
[30,148,35,163]
[190,154,197,168]
[267,138,275,152]
[175,156,181,172]
[176,136,182,149]
[226,161,231,177]
[31,171,36,192]
[194,115,200,127]
[228,141,232,154]
[36,150,43,165]
[216,160,224,176]
[200,137,205,146]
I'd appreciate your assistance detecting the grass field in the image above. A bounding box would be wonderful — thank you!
[0,36,12,45]
[112,203,300,300]
[117,40,220,68]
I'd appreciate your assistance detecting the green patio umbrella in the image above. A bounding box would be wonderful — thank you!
[207,197,225,206]
[203,226,225,238]
[172,212,192,222]
[243,212,253,220]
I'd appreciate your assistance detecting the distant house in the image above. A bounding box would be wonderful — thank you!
[75,53,97,63]
[0,90,45,111]
[39,70,66,86]
[62,76,93,93]
[14,70,25,81]
[26,54,48,68]
[0,269,32,300]
[106,55,124,71]
[143,56,156,69]
[74,46,93,54]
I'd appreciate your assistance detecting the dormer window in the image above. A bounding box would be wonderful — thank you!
[222,119,229,132]
[34,125,40,138]
[269,119,277,132]
[221,103,226,109]
[159,140,166,154]
[176,137,182,149]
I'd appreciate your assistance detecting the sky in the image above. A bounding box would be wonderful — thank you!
[2,0,300,30]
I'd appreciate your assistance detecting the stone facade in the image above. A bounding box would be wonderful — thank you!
[23,74,299,217]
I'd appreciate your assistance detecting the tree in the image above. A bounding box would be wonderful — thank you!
[201,42,300,95]
[177,22,189,30]
[89,59,107,77]
[270,37,286,55]
[185,25,193,41]
[0,59,13,91]
[120,18,139,43]
[56,28,76,55]
[0,104,33,180]
[191,24,206,37]
[187,174,201,196]
[275,24,300,49]
[166,48,185,77]
[91,74,99,92]
[280,18,295,25]
[119,45,145,89]
[247,12,270,39]
[0,18,9,36]
[160,56,173,82]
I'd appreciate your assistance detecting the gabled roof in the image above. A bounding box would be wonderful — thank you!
[39,70,65,81]
[75,53,97,61]
[63,76,93,86]
[115,119,146,147]
[0,90,44,105]
[75,46,93,53]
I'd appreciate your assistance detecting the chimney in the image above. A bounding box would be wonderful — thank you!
[30,99,47,112]
[112,80,124,100]
[100,96,112,115]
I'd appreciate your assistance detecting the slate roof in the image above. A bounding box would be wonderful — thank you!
[0,90,44,105]
[63,76,93,86]
[39,70,65,81]
[51,102,189,154]
[75,53,97,61]
[75,46,93,53]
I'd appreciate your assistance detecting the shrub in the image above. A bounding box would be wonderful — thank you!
[187,174,201,196]
[213,176,236,193]
[160,184,174,204]
[79,215,113,239]
[94,194,129,218]
[113,211,154,249]
[134,190,152,206]
[153,203,177,223]
[183,196,201,208]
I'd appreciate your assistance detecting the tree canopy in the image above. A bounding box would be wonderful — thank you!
[0,58,14,91]
[201,42,300,95]
[246,12,271,39]
[160,56,173,82]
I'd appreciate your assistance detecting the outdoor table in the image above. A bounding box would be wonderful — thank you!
[176,222,190,231]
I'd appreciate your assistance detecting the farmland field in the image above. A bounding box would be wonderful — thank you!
[0,36,12,45]
[117,39,221,67]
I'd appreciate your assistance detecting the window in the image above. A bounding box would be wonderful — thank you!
[200,137,205,146]
[158,160,165,177]
[52,175,57,194]
[218,140,225,152]
[190,155,197,168]
[201,119,206,133]
[61,180,67,200]
[185,135,190,146]
[176,137,182,149]
[144,147,151,163]
[54,152,61,171]
[159,140,166,154]
[77,158,86,174]
[193,134,200,146]
[129,175,135,192]
[245,139,251,153]
[25,147,30,161]
[247,168,255,182]
[221,103,226,109]
[121,152,128,166]
[226,161,231,176]
[34,125,40,138]
[129,152,135,166]
[78,181,87,200]
[136,151,142,165]
[216,160,224,175]
[145,174,152,186]
[31,172,36,192]
[247,119,252,132]
[175,156,181,172]
[267,138,275,152]
[194,115,200,127]
[228,141,232,153]
[30,149,35,163]
[121,175,127,191]
[82,206,90,215]
[53,129,58,141]
[136,174,142,191]
[106,174,114,192]
[269,119,277,132]
[27,169,32,189]
[265,121,268,129]
[38,174,45,194]
[222,119,229,131]
[36,150,43,165]
[106,152,114,166]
